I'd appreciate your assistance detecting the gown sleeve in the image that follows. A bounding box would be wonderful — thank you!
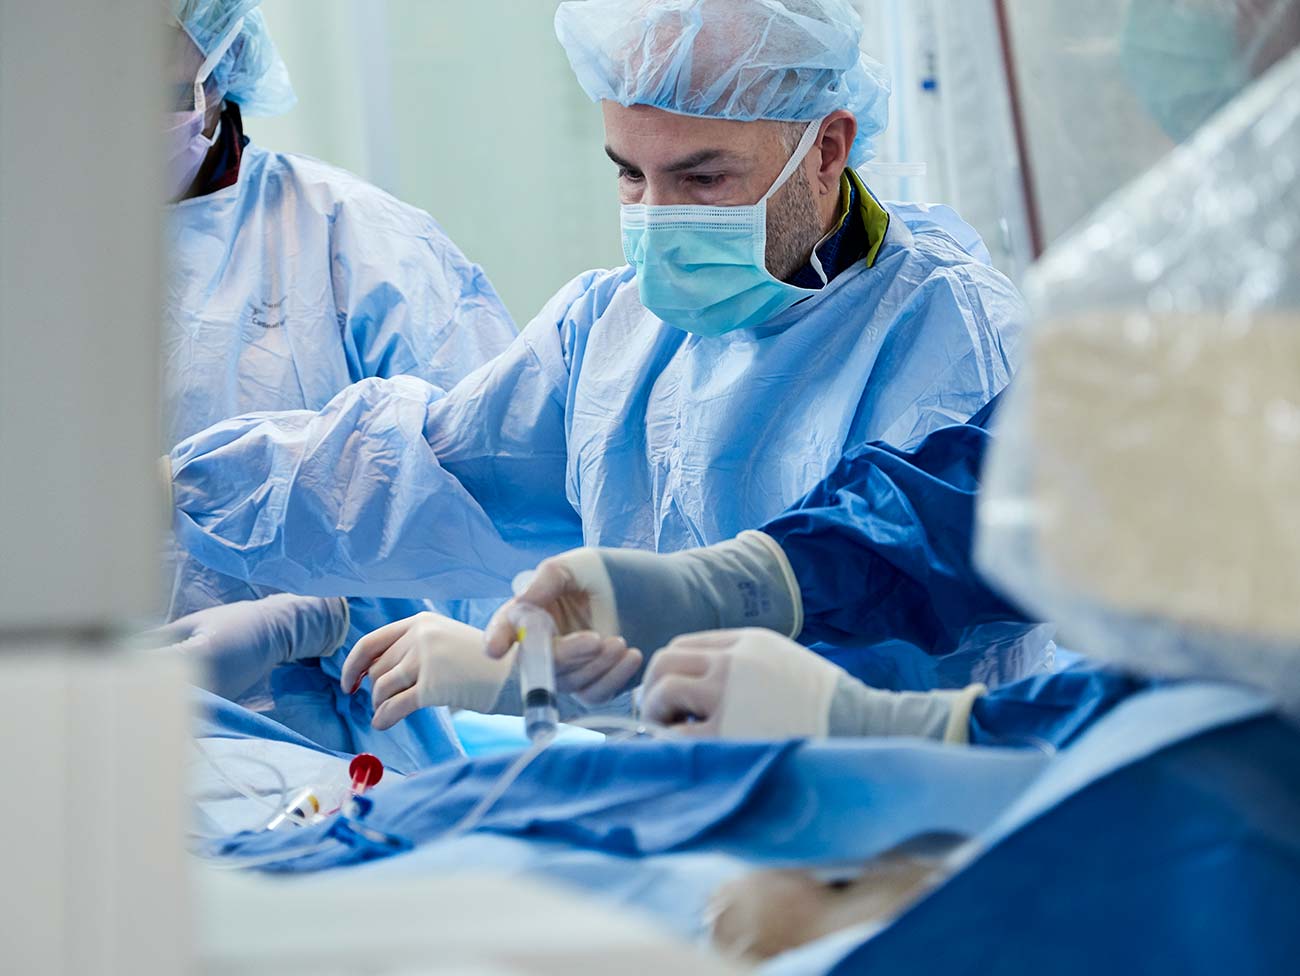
[169,271,613,600]
[763,392,1031,652]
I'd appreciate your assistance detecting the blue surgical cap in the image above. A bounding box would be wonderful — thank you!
[173,0,296,117]
[554,0,890,166]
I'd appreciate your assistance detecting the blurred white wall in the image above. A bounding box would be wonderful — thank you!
[256,0,620,326]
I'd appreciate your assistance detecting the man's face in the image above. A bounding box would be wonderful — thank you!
[602,102,797,207]
[602,102,828,280]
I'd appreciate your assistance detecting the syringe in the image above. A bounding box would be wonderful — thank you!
[510,572,560,743]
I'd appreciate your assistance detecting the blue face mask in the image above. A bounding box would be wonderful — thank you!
[620,119,829,337]
[1120,0,1254,143]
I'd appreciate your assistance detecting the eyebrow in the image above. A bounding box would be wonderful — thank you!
[604,145,738,173]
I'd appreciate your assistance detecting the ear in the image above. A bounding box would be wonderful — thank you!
[810,110,857,197]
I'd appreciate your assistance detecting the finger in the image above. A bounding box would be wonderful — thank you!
[644,647,713,685]
[517,558,577,609]
[667,720,714,739]
[553,632,612,678]
[561,634,626,686]
[664,630,746,652]
[371,686,422,731]
[487,561,579,655]
[574,645,644,705]
[370,655,417,710]
[141,621,195,649]
[341,616,414,691]
[169,633,212,658]
[642,673,721,727]
[366,630,425,686]
[484,601,524,658]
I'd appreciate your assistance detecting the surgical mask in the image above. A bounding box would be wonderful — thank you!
[621,118,828,337]
[1120,0,1255,143]
[165,16,243,200]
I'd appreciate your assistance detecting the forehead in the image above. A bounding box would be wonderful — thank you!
[601,103,781,167]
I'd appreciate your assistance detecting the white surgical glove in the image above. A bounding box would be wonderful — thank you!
[547,632,645,705]
[340,612,515,730]
[484,531,802,701]
[642,629,985,742]
[485,630,646,713]
[144,594,350,701]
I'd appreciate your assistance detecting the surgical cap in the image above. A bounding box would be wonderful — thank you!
[554,0,890,167]
[172,0,295,117]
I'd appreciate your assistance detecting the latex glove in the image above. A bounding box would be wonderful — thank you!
[341,612,515,730]
[641,629,985,741]
[145,594,349,701]
[541,632,643,706]
[484,531,802,697]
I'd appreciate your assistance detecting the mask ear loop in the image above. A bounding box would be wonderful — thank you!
[760,117,826,205]
[189,15,245,117]
[759,118,831,285]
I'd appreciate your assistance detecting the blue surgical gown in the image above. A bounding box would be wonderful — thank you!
[170,200,1025,687]
[765,391,1051,686]
[826,700,1300,976]
[165,141,517,765]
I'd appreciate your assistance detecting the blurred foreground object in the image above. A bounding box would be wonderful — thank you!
[978,47,1300,715]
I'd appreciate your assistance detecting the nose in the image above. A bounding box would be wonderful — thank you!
[640,179,687,208]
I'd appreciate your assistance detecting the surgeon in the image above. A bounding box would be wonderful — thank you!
[346,394,1028,732]
[466,0,1300,738]
[169,0,1028,725]
[163,1,516,760]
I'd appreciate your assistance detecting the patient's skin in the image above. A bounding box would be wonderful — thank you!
[708,833,968,962]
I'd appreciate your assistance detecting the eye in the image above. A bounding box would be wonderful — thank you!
[617,166,644,183]
[685,173,725,187]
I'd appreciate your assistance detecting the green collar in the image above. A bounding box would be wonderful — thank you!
[844,167,890,268]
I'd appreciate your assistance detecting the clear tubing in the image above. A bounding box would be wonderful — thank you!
[190,738,290,816]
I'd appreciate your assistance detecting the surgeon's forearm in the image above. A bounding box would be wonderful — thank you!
[168,375,557,599]
[827,674,986,743]
[764,419,1031,651]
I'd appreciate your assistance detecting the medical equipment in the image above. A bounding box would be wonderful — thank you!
[511,572,560,743]
[194,712,676,871]
[265,753,384,830]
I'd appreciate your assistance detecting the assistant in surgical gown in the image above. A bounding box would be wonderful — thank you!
[166,108,517,763]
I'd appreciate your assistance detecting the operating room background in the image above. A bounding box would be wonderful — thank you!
[255,0,1177,326]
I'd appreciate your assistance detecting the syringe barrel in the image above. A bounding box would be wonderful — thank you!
[509,602,559,741]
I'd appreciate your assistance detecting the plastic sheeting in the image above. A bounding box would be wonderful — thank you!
[976,48,1300,716]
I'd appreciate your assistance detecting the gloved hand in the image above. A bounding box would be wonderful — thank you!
[340,612,512,730]
[145,593,350,701]
[543,631,644,706]
[483,531,803,699]
[342,611,647,726]
[641,628,985,741]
